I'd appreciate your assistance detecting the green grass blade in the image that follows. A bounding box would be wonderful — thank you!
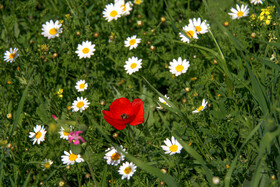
[224,119,264,187]
[100,164,107,187]
[22,169,32,187]
[251,122,280,186]
[172,133,214,186]
[9,80,31,137]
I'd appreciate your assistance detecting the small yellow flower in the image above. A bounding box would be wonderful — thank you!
[65,14,70,18]
[226,164,230,169]
[57,89,63,98]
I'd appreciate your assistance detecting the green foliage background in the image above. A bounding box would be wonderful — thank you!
[0,0,280,186]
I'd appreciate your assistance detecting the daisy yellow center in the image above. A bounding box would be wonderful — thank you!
[169,145,178,152]
[121,5,127,11]
[44,162,51,168]
[186,30,195,38]
[176,65,184,72]
[163,102,167,105]
[237,11,244,17]
[76,101,84,108]
[135,0,141,4]
[196,26,202,32]
[197,105,204,111]
[130,63,137,69]
[69,153,78,161]
[63,131,69,136]
[9,53,16,59]
[124,167,132,174]
[35,132,42,139]
[49,28,57,35]
[111,153,121,161]
[129,39,136,45]
[79,83,85,89]
[82,48,89,54]
[110,10,118,17]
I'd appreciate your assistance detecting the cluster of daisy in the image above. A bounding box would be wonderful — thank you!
[179,18,210,43]
[157,95,208,114]
[28,125,84,170]
[123,35,142,74]
[103,0,133,22]
[104,146,137,180]
[71,80,90,113]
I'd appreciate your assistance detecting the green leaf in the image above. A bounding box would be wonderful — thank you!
[71,144,82,155]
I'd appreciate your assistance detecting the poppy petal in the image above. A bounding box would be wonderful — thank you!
[110,97,132,117]
[129,99,144,126]
[104,114,127,130]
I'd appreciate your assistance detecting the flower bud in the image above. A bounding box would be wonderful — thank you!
[212,176,220,185]
[94,32,99,38]
[185,87,190,92]
[250,32,257,38]
[113,133,118,139]
[137,20,143,26]
[160,168,167,174]
[7,113,12,119]
[52,53,58,58]
[59,180,65,187]
[76,31,81,36]
[160,17,166,22]
[85,173,91,179]
[100,100,105,106]
[224,21,229,27]
[150,46,156,51]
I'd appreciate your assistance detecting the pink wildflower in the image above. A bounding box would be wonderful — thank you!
[68,131,85,145]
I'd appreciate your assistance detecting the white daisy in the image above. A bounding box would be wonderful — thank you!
[250,0,263,5]
[103,3,122,22]
[61,150,84,165]
[29,125,47,145]
[41,20,63,39]
[75,80,88,92]
[115,0,133,16]
[71,97,90,113]
[190,18,210,34]
[179,24,198,43]
[118,162,137,180]
[157,95,171,109]
[192,99,208,114]
[124,35,141,50]
[124,56,142,75]
[169,57,190,76]
[3,48,19,63]
[161,136,183,155]
[58,127,70,140]
[228,4,249,20]
[104,146,126,166]
[75,41,95,59]
[41,159,53,171]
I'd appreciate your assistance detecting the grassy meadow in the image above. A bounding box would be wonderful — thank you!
[1,0,280,186]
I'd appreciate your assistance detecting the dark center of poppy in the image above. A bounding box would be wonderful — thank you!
[120,114,129,119]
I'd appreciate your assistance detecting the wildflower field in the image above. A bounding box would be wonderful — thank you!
[1,0,280,186]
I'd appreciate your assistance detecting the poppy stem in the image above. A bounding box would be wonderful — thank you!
[128,125,136,146]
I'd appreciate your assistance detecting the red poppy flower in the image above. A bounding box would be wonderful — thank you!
[102,97,144,130]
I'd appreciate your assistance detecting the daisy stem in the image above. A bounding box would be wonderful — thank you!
[207,28,225,61]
